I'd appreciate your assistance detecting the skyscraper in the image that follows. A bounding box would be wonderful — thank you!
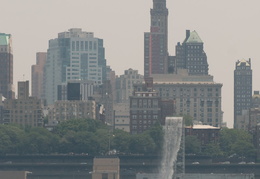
[234,59,252,129]
[0,33,14,99]
[169,30,208,75]
[144,0,168,77]
[44,28,106,105]
[31,52,46,99]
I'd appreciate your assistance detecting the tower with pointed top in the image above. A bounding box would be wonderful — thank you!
[234,59,252,129]
[144,0,169,77]
[170,30,209,75]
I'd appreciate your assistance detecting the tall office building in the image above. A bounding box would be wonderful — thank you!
[0,33,14,99]
[31,52,46,99]
[234,59,252,129]
[44,28,106,105]
[144,0,168,77]
[169,30,208,76]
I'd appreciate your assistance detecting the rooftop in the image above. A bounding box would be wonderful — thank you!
[236,59,251,67]
[185,31,203,43]
[0,33,11,45]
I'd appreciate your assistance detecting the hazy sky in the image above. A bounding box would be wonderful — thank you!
[1,0,260,128]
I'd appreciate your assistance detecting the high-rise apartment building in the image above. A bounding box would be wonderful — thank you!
[169,30,208,76]
[0,33,14,99]
[31,52,47,99]
[44,28,106,105]
[234,59,252,129]
[144,0,168,77]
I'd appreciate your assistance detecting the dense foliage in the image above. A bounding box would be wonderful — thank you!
[0,119,163,156]
[0,120,257,158]
[188,127,257,158]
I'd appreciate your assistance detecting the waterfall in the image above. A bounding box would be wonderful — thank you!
[158,117,183,179]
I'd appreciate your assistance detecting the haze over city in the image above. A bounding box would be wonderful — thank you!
[1,0,260,127]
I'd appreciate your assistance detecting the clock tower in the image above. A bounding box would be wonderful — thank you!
[144,0,169,77]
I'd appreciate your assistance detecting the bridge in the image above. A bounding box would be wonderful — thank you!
[0,155,258,179]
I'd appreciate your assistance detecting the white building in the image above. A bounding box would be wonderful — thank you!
[44,28,106,105]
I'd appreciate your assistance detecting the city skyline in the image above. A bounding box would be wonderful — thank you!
[1,0,260,127]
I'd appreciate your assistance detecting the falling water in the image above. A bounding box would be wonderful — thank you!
[158,117,183,179]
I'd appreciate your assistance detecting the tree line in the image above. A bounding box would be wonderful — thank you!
[0,118,257,159]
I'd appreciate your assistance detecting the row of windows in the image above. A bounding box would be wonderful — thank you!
[71,41,97,51]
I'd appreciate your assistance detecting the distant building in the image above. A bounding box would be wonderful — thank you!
[169,30,208,76]
[151,70,223,127]
[44,28,106,105]
[185,124,220,149]
[256,123,260,161]
[0,33,15,99]
[130,78,162,134]
[249,91,260,133]
[92,156,120,179]
[234,59,252,129]
[47,100,96,126]
[57,80,96,101]
[144,0,169,77]
[3,81,43,127]
[114,103,130,132]
[31,52,46,100]
[115,69,144,103]
[0,94,4,122]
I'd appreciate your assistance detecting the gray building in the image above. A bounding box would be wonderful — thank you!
[0,33,15,99]
[31,52,46,100]
[151,69,223,127]
[234,59,252,129]
[3,81,43,127]
[44,28,106,105]
[115,69,144,103]
[169,30,208,76]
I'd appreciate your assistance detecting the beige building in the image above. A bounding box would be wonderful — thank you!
[3,81,43,127]
[114,103,130,132]
[151,70,223,127]
[115,69,144,103]
[31,52,46,100]
[47,100,96,126]
[0,171,31,179]
[92,157,120,179]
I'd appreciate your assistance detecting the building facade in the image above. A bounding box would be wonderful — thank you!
[144,0,168,77]
[234,59,252,129]
[92,157,120,179]
[151,70,223,127]
[115,69,144,103]
[3,81,43,127]
[44,28,106,105]
[169,30,208,76]
[114,103,130,132]
[130,78,162,134]
[31,52,47,99]
[0,33,14,99]
[47,100,96,126]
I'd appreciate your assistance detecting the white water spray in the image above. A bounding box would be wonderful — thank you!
[158,117,183,179]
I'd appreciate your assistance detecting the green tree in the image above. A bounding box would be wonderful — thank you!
[204,142,223,157]
[129,134,156,154]
[220,128,256,157]
[185,135,200,154]
[183,115,193,126]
